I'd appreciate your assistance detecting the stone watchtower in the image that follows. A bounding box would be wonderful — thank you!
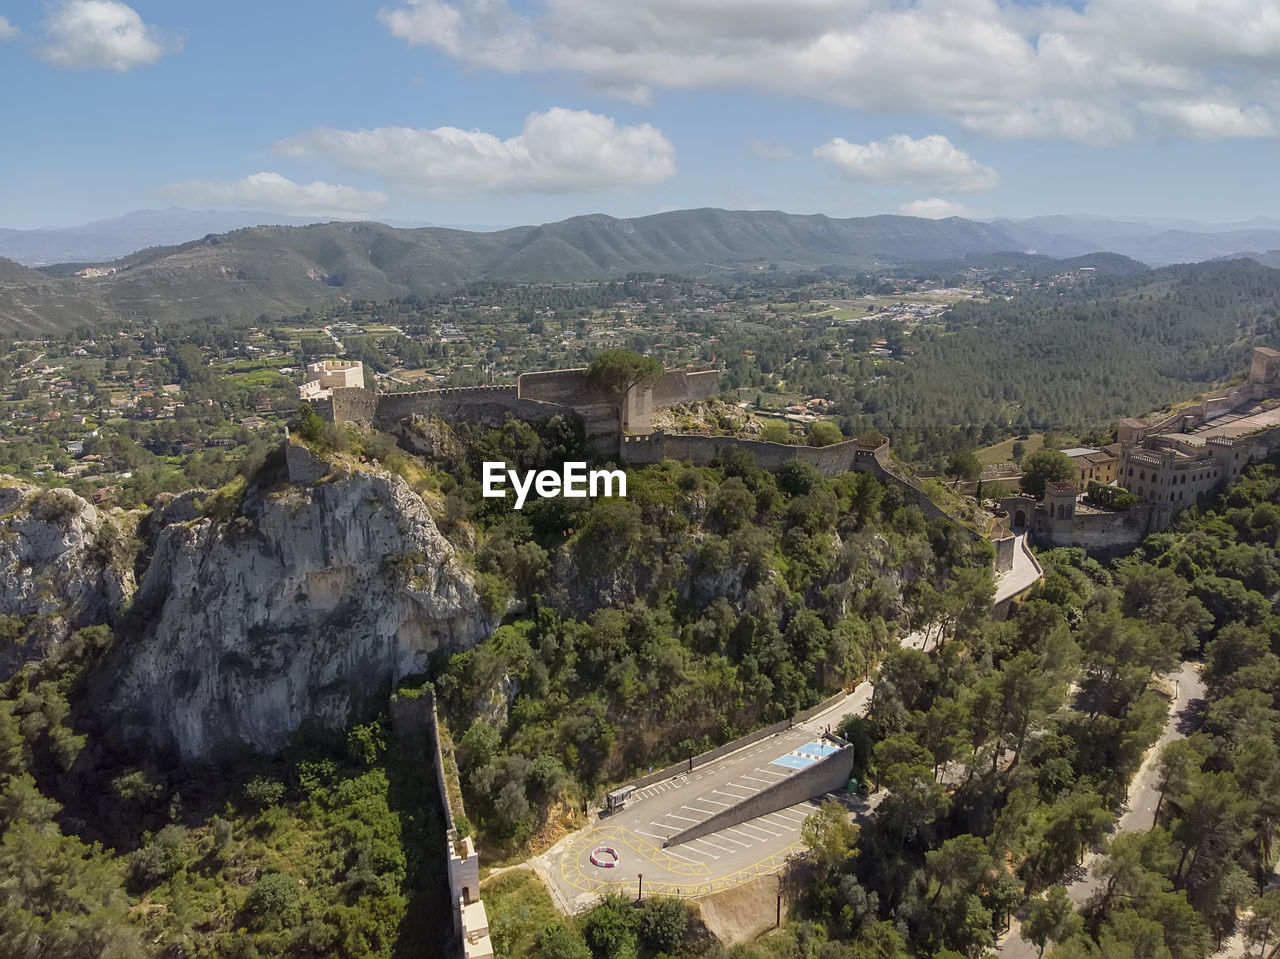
[1044,482,1077,540]
[1250,346,1280,399]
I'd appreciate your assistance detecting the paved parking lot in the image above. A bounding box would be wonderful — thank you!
[537,720,875,908]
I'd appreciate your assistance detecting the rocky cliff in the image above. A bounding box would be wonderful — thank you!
[0,480,135,678]
[99,450,487,762]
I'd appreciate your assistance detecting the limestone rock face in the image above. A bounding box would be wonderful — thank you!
[0,481,135,677]
[106,463,487,762]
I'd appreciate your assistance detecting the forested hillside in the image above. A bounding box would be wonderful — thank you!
[0,210,1023,333]
[418,417,993,850]
[0,412,992,959]
[863,258,1280,449]
[619,458,1280,959]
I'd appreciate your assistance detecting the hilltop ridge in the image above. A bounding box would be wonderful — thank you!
[0,209,1023,333]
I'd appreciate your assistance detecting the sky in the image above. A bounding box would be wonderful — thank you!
[3,0,1280,230]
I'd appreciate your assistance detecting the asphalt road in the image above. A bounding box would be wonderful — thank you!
[996,533,1042,605]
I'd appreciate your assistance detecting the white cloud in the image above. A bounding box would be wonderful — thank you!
[1140,99,1277,139]
[273,108,676,197]
[814,134,999,193]
[749,139,792,160]
[0,16,20,40]
[376,0,1280,144]
[898,198,980,219]
[39,0,179,72]
[158,173,390,218]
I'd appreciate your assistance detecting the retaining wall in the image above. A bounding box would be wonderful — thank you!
[622,692,849,792]
[993,534,1015,575]
[665,745,857,849]
[1066,508,1150,551]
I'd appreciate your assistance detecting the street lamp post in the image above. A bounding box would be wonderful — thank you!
[637,872,644,902]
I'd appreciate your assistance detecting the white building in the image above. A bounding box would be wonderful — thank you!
[299,360,364,400]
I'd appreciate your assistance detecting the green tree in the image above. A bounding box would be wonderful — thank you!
[761,420,793,444]
[801,797,861,876]
[636,896,690,953]
[582,893,637,959]
[584,350,663,428]
[242,872,302,932]
[1020,448,1077,498]
[1024,886,1083,958]
[946,449,983,486]
[807,420,844,447]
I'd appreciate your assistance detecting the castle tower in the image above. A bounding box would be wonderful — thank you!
[1044,482,1077,544]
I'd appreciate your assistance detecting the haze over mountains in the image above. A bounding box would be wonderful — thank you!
[6,207,1280,270]
[1,206,1278,334]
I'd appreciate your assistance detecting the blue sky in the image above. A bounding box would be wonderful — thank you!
[3,0,1280,230]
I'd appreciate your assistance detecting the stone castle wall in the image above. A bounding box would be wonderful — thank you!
[320,369,720,458]
[328,386,378,426]
[653,369,720,406]
[619,432,964,531]
[1067,508,1151,551]
[619,431,872,474]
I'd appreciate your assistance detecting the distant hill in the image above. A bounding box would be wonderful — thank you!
[0,209,1030,333]
[899,250,1150,279]
[990,215,1280,266]
[0,208,333,267]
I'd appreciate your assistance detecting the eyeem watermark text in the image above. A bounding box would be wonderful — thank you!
[481,462,627,510]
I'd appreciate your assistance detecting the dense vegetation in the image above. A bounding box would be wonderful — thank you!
[6,252,1280,957]
[0,616,450,958]
[865,259,1280,452]
[616,459,1280,959]
[399,413,994,851]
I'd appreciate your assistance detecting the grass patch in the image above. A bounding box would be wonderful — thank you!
[975,433,1043,466]
[482,869,569,957]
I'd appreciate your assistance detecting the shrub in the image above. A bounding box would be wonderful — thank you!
[129,824,187,888]
[243,775,285,809]
[346,721,386,766]
[243,872,301,931]
[637,897,691,954]
[31,489,82,523]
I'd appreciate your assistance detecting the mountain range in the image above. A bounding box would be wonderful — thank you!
[1,207,1277,335]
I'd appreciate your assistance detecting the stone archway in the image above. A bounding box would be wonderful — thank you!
[1013,509,1027,529]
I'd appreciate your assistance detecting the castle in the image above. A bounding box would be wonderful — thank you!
[298,359,365,400]
[1003,346,1280,551]
[306,364,719,450]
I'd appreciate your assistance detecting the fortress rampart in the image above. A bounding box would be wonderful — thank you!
[318,368,720,454]
[316,365,984,542]
[619,432,963,530]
